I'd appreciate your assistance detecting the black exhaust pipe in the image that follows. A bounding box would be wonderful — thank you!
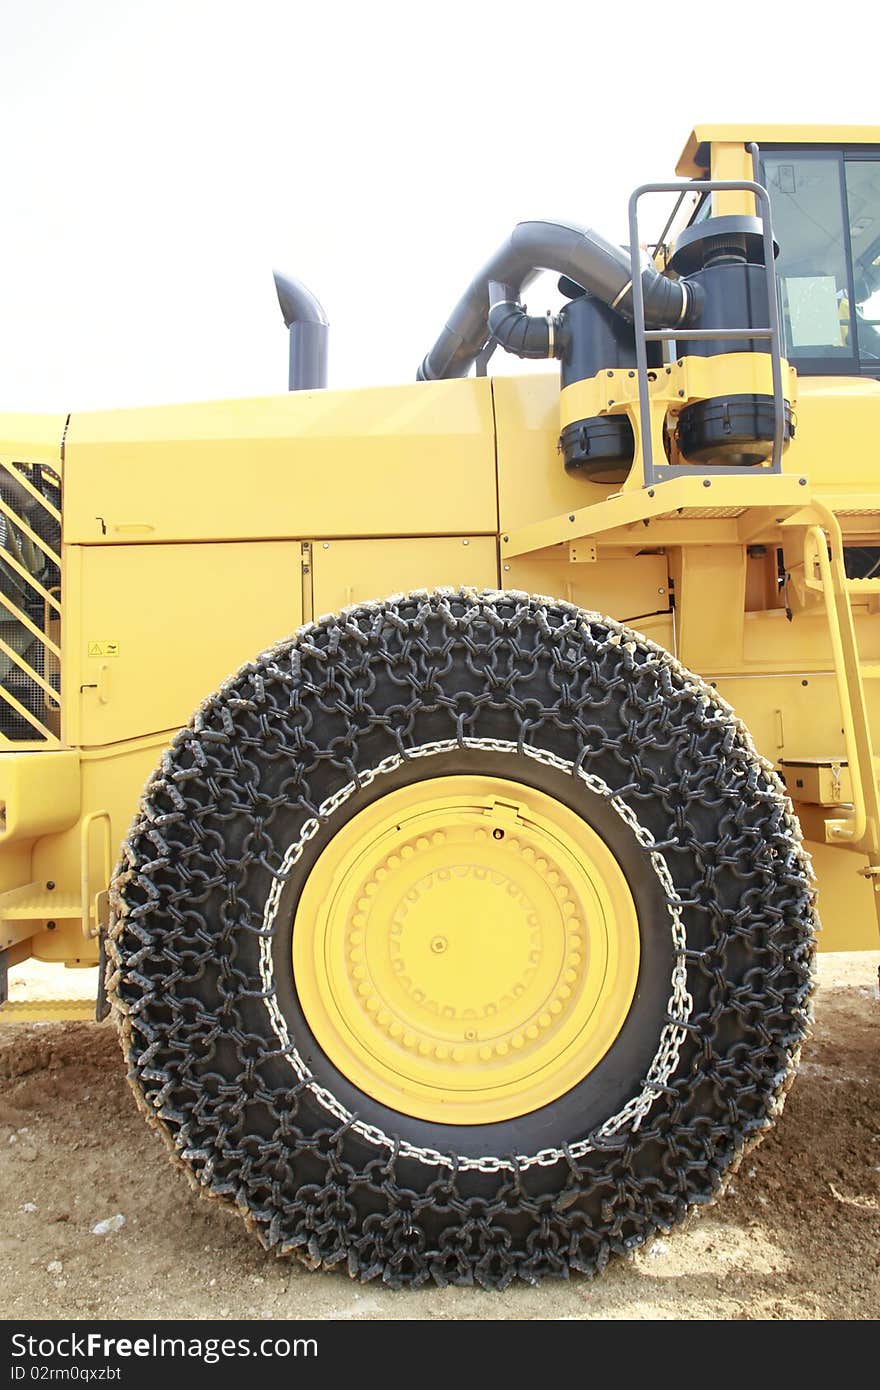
[273,271,329,390]
[417,219,698,381]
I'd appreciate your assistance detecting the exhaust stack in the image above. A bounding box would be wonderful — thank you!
[273,271,329,390]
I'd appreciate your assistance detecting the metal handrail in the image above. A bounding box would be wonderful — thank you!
[805,525,867,845]
[627,177,785,488]
[80,810,112,939]
[804,502,880,867]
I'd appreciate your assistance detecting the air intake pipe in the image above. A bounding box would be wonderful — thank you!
[486,282,563,360]
[273,271,329,390]
[417,219,698,381]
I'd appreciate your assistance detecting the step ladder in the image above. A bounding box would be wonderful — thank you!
[802,503,880,898]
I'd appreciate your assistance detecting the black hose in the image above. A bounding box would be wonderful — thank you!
[417,218,697,381]
[487,300,561,360]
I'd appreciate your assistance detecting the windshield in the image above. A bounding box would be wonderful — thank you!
[845,159,880,362]
[762,148,880,373]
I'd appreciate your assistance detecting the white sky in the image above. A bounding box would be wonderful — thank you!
[0,0,877,413]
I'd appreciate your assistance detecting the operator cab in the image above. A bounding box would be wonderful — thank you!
[676,125,880,377]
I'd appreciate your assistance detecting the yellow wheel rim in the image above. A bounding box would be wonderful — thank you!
[292,775,640,1124]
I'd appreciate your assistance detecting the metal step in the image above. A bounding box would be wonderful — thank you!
[0,883,81,921]
[845,578,880,596]
[0,998,96,1022]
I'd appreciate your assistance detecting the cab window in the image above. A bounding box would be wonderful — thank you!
[845,159,880,363]
[761,148,880,374]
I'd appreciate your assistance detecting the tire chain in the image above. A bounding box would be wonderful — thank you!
[107,589,817,1288]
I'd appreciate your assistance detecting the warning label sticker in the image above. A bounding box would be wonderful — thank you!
[87,640,120,658]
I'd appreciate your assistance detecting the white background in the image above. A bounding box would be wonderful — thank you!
[0,0,876,412]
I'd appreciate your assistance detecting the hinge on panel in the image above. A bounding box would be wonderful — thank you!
[301,542,314,624]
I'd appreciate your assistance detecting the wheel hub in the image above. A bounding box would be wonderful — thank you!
[292,775,640,1124]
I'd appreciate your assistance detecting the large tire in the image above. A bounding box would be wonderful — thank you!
[108,589,815,1288]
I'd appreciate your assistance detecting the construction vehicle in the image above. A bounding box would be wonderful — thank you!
[1,124,878,1289]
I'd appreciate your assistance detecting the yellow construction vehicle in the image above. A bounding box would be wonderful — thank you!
[1,124,879,1288]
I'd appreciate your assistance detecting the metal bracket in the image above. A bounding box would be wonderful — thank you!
[475,341,497,378]
[95,932,111,1022]
[567,540,597,564]
[80,810,112,939]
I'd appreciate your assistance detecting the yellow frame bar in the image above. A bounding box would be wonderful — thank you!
[0,458,61,523]
[80,810,112,939]
[0,493,61,571]
[805,505,880,865]
[502,475,809,558]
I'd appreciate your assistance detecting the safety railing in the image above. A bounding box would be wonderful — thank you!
[0,457,62,745]
[803,502,880,868]
[627,175,785,488]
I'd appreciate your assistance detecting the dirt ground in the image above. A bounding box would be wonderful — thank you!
[1,952,878,1322]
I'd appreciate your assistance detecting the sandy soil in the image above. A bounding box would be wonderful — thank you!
[1,952,878,1322]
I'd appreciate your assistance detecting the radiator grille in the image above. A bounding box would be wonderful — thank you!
[0,458,62,744]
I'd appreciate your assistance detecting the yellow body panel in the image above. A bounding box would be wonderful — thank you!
[0,734,172,967]
[790,377,880,491]
[64,540,304,746]
[0,414,66,467]
[0,750,79,844]
[311,536,498,617]
[29,733,172,964]
[504,552,673,652]
[493,374,598,533]
[63,382,498,544]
